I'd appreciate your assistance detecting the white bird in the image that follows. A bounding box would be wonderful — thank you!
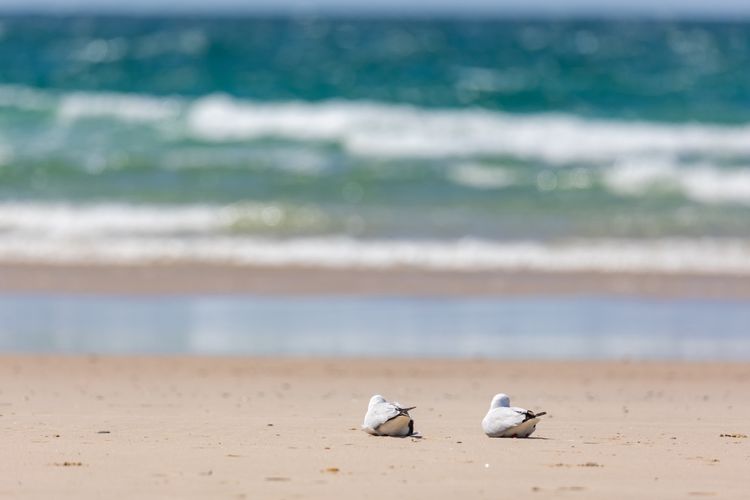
[482,393,546,438]
[361,394,417,437]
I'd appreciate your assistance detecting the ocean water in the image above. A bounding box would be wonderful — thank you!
[1,294,749,360]
[1,16,750,271]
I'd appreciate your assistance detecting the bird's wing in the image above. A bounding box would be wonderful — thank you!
[364,401,404,429]
[483,407,527,435]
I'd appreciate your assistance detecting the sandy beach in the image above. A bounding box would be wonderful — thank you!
[1,356,748,499]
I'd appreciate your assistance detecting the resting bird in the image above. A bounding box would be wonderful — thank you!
[482,393,546,438]
[361,394,417,437]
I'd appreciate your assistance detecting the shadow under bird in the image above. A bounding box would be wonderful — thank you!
[361,394,418,437]
[482,393,546,438]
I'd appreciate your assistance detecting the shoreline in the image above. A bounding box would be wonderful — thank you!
[2,262,750,298]
[1,356,748,499]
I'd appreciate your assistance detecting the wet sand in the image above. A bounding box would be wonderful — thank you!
[2,262,750,298]
[1,356,748,499]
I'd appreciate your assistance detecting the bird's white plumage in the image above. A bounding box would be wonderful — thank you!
[482,393,545,438]
[361,394,416,437]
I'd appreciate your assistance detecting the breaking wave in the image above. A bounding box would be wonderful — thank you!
[0,202,749,274]
[3,85,750,166]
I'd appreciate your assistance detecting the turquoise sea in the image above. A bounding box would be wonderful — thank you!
[0,17,749,271]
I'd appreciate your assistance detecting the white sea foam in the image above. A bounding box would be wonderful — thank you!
[0,202,749,274]
[0,203,220,236]
[0,202,325,237]
[1,235,749,275]
[605,161,750,205]
[57,91,182,123]
[680,168,750,204]
[183,93,750,163]
[4,86,750,165]
[447,163,516,189]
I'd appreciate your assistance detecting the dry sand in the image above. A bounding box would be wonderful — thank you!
[1,356,748,499]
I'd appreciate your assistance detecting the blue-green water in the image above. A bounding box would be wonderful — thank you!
[4,17,750,121]
[1,16,750,270]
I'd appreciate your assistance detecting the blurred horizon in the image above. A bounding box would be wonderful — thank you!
[1,0,750,19]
